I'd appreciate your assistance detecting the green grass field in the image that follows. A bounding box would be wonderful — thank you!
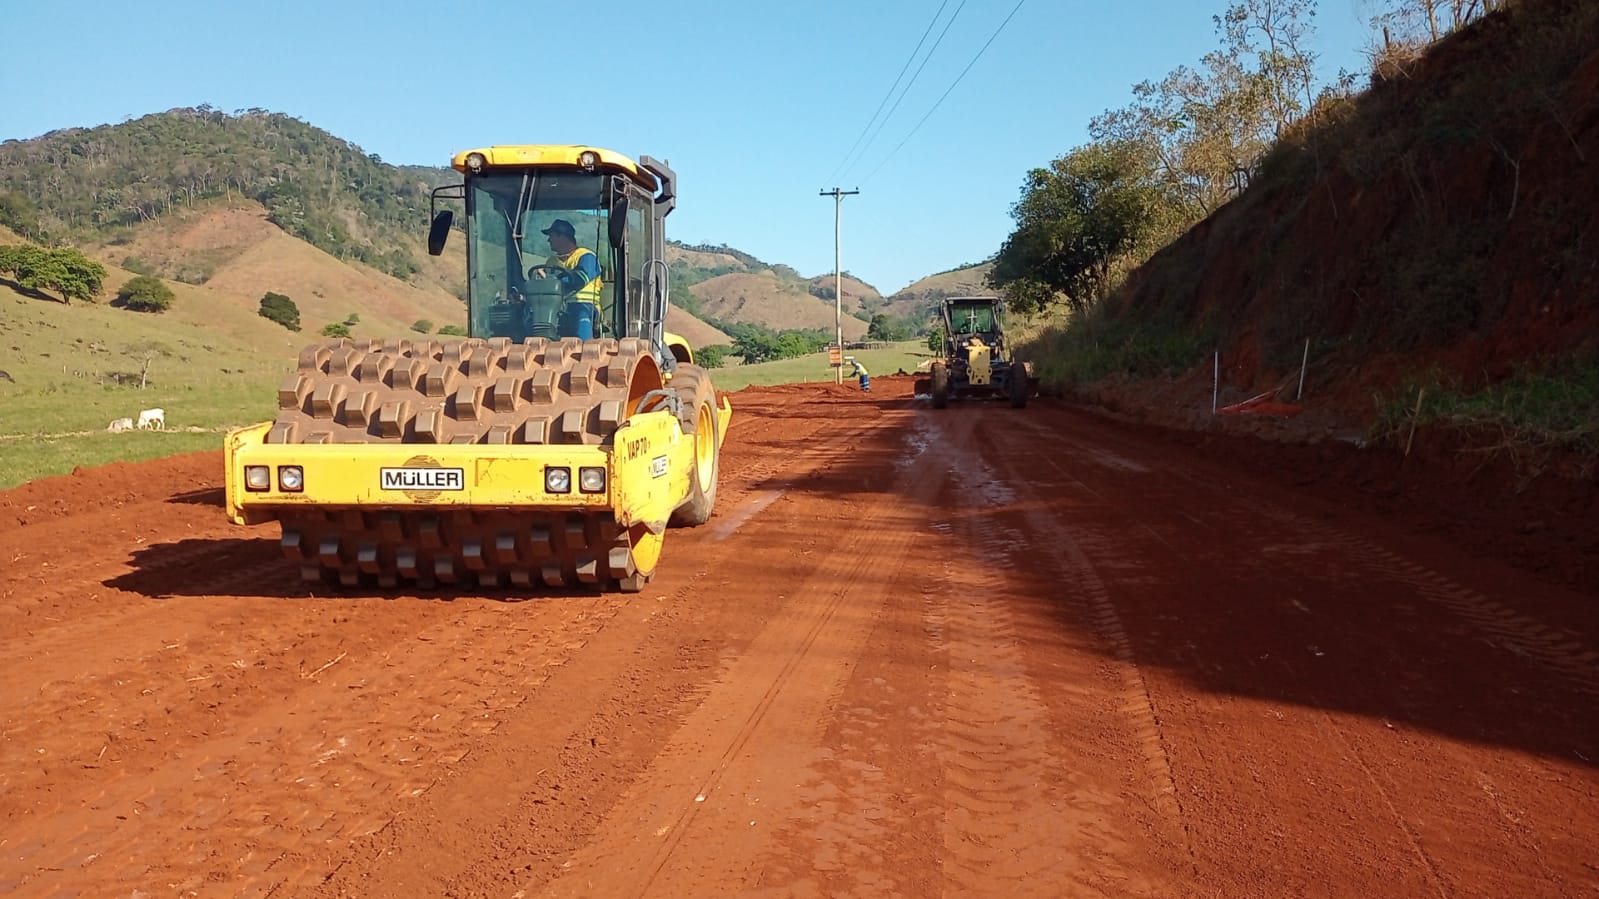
[0,289,931,490]
[707,341,931,392]
[0,292,289,488]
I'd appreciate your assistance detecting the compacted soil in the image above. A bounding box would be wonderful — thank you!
[2,377,1595,898]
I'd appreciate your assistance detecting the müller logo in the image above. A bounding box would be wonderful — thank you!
[381,455,465,502]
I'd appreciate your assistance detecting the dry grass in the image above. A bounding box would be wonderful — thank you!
[690,272,870,338]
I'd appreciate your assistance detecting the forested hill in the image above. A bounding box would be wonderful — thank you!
[0,107,452,280]
[0,108,945,342]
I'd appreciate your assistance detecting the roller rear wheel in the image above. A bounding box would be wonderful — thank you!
[668,366,721,527]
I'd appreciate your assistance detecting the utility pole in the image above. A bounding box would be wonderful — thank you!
[819,187,859,383]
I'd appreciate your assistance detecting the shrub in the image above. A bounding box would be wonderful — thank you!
[319,322,351,338]
[411,319,434,334]
[258,292,301,331]
[122,256,158,277]
[437,324,467,336]
[116,275,175,312]
[697,345,730,369]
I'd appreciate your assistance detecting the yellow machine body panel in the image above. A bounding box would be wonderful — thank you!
[450,145,659,190]
[968,345,992,385]
[226,397,730,531]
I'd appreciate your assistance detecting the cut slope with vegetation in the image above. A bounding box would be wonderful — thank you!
[998,0,1596,469]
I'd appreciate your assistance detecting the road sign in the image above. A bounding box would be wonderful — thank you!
[828,346,843,366]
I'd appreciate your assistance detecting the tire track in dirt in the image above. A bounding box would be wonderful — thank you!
[974,414,1190,851]
[4,597,619,897]
[1314,521,1599,698]
[525,406,936,898]
[0,548,287,674]
[297,402,897,897]
[2,398,873,897]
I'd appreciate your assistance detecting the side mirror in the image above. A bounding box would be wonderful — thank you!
[427,210,454,256]
[608,195,629,250]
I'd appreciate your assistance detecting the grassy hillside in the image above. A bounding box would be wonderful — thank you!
[803,273,880,316]
[1025,0,1599,457]
[0,111,985,488]
[0,277,287,488]
[690,271,870,339]
[0,107,449,280]
[95,202,470,335]
[666,241,883,335]
[666,306,732,348]
[870,262,996,331]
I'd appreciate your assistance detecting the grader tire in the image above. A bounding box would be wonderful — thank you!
[1007,364,1029,409]
[930,361,951,409]
[268,335,665,591]
[668,365,721,527]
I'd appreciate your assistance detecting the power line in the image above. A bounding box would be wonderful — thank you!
[837,0,969,183]
[824,0,953,185]
[860,0,1029,185]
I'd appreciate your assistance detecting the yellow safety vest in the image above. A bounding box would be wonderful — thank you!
[548,246,601,308]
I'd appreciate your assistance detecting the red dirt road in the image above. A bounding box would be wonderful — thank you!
[2,377,1596,898]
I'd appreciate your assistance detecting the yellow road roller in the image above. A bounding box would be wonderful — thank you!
[225,146,729,592]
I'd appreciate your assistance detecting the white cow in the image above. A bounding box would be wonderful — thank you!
[136,408,165,430]
[107,417,135,433]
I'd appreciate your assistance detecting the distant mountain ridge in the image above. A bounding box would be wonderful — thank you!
[0,108,992,340]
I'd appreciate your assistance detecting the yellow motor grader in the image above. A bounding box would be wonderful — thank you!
[224,146,729,592]
[915,296,1036,409]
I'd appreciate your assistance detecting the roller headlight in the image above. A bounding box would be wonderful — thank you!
[278,465,304,492]
[578,466,606,493]
[579,150,598,169]
[545,466,571,494]
[465,152,486,172]
[244,465,271,492]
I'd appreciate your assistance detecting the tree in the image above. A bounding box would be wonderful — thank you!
[0,244,106,304]
[319,322,351,338]
[0,191,42,239]
[696,345,730,369]
[258,291,301,331]
[990,142,1175,316]
[116,275,175,312]
[1216,0,1319,139]
[1367,0,1501,44]
[122,339,173,389]
[867,313,892,342]
[732,332,782,365]
[1090,53,1274,220]
[1085,1,1315,222]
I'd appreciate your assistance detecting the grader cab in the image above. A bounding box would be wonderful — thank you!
[223,145,729,593]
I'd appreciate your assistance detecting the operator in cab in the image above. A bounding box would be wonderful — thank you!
[528,218,602,339]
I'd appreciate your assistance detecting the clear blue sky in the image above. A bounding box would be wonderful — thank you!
[0,0,1374,294]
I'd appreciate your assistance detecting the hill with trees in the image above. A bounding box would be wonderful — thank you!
[991,0,1596,467]
[0,107,453,283]
[0,108,924,376]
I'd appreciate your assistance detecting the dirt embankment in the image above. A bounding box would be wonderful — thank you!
[1088,1,1598,446]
